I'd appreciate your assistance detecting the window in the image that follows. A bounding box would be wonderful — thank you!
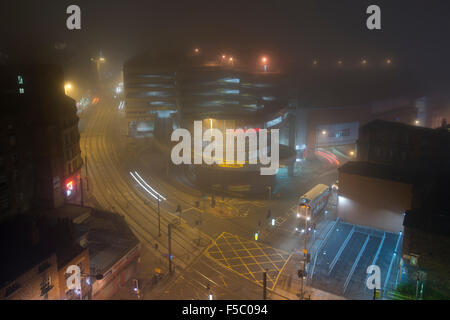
[17,75,23,85]
[19,88,24,94]
[335,128,350,138]
[40,276,53,297]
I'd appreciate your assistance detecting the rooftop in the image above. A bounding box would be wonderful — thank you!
[338,161,421,185]
[46,204,139,275]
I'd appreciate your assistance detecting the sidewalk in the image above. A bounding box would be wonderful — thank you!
[272,251,346,300]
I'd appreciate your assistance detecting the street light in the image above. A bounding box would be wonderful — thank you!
[91,53,106,84]
[349,150,355,157]
[64,83,72,95]
[321,130,327,135]
[261,56,268,71]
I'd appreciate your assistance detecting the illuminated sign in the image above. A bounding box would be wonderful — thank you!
[218,162,244,168]
[66,180,74,197]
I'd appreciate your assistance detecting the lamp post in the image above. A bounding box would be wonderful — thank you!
[158,194,161,237]
[91,53,106,86]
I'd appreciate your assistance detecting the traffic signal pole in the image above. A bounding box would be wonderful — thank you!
[263,271,267,300]
[158,194,161,237]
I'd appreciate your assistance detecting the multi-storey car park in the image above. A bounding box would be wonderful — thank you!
[123,50,296,194]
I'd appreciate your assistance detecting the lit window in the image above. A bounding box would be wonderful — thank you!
[19,88,24,94]
[17,75,23,84]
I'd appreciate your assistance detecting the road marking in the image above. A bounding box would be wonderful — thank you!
[205,232,289,290]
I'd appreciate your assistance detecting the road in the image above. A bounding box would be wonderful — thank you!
[78,94,339,300]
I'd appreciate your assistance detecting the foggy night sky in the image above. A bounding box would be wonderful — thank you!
[1,0,449,88]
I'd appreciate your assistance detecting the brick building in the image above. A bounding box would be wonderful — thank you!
[0,216,62,300]
[357,119,450,170]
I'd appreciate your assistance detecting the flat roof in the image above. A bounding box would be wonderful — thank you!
[338,161,418,184]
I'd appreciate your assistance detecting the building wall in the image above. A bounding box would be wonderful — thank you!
[58,248,90,300]
[1,65,83,210]
[316,121,360,148]
[337,172,412,233]
[0,106,35,220]
[0,253,60,300]
[357,120,450,169]
[304,105,371,157]
[91,243,141,300]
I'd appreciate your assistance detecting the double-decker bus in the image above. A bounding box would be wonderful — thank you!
[297,184,331,221]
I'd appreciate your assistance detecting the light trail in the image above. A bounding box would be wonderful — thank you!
[133,171,167,200]
[129,171,159,200]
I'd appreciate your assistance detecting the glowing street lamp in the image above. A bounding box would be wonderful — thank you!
[261,56,269,71]
[386,59,392,65]
[321,130,327,135]
[349,150,355,157]
[194,48,200,54]
[361,59,367,65]
[64,83,72,95]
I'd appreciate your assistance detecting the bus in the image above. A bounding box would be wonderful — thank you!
[297,184,331,221]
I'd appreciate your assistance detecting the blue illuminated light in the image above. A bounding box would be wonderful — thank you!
[266,116,282,128]
[223,78,240,84]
